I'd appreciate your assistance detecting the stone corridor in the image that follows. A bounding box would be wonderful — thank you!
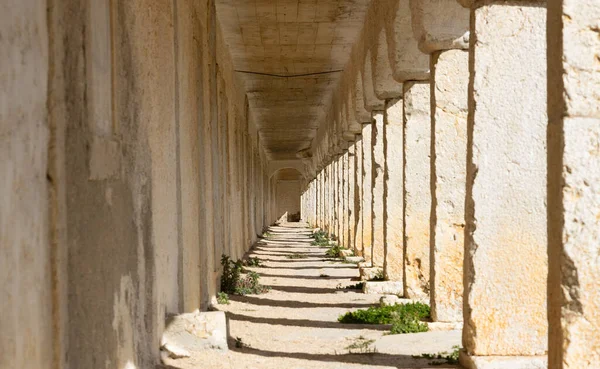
[162,224,461,369]
[2,0,599,369]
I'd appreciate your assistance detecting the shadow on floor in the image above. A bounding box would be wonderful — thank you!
[228,344,457,368]
[226,312,391,331]
[229,294,376,309]
[256,273,353,280]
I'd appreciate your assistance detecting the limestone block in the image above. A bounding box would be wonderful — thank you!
[384,0,429,81]
[339,249,353,258]
[410,0,470,53]
[383,98,404,283]
[357,261,371,269]
[402,82,431,300]
[371,112,385,267]
[430,49,468,323]
[161,311,228,357]
[361,123,374,263]
[459,351,547,369]
[354,137,364,256]
[1,2,52,367]
[547,1,600,367]
[363,281,403,295]
[380,295,402,307]
[345,256,365,264]
[463,3,548,359]
[427,322,463,332]
[347,145,356,251]
[359,266,384,281]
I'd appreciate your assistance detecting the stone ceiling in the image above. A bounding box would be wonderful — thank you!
[216,0,371,160]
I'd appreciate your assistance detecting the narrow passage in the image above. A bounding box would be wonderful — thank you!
[169,223,460,369]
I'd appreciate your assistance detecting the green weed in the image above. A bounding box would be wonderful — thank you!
[344,336,377,354]
[286,253,308,259]
[338,302,430,335]
[216,292,230,305]
[413,345,461,365]
[220,254,269,296]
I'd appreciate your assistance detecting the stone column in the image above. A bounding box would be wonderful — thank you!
[430,49,469,322]
[548,0,600,367]
[371,112,386,267]
[347,145,356,251]
[460,3,548,368]
[361,122,374,264]
[402,82,431,300]
[354,136,364,256]
[335,157,342,240]
[383,98,404,283]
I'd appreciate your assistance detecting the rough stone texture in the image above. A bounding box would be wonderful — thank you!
[345,256,365,264]
[363,281,404,295]
[360,267,384,281]
[547,0,600,367]
[459,352,548,369]
[361,123,374,264]
[430,49,469,323]
[383,98,404,283]
[347,145,356,251]
[402,82,431,300]
[410,0,470,53]
[463,3,548,360]
[339,249,354,258]
[380,295,402,307]
[371,112,386,267]
[160,311,228,359]
[354,137,364,256]
[1,1,53,368]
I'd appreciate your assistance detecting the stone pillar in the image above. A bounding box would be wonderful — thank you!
[430,49,468,322]
[354,136,364,256]
[371,112,386,266]
[548,0,600,367]
[341,152,348,247]
[383,98,404,283]
[361,122,374,264]
[402,82,431,299]
[347,145,356,251]
[460,3,548,368]
[336,157,341,237]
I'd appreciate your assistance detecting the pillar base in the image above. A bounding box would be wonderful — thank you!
[363,281,403,295]
[459,351,547,369]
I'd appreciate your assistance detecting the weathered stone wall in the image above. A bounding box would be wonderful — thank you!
[1,1,275,367]
[548,0,600,367]
[1,1,53,368]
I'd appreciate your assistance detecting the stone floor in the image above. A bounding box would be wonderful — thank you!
[161,223,461,369]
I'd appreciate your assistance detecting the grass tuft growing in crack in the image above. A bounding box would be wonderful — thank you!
[310,230,330,246]
[243,257,264,267]
[220,254,270,296]
[338,302,430,334]
[286,253,308,259]
[216,292,230,305]
[413,345,461,365]
[344,336,378,354]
